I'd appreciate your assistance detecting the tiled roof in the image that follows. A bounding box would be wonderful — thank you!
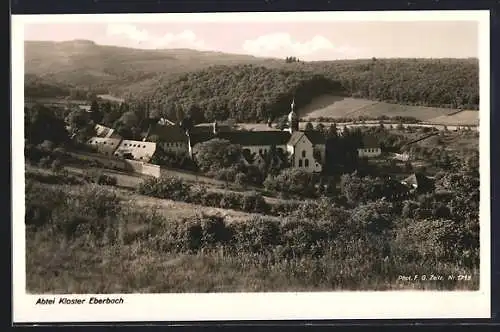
[304,131,326,145]
[190,124,232,134]
[114,140,157,162]
[189,132,216,146]
[402,172,434,189]
[95,124,115,138]
[146,124,188,143]
[360,135,380,149]
[87,137,122,155]
[287,131,326,146]
[215,131,291,147]
[287,132,305,146]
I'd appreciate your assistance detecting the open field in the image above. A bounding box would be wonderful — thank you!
[426,110,479,126]
[413,130,479,151]
[299,95,477,124]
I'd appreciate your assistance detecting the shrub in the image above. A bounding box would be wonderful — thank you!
[219,192,241,210]
[234,172,247,187]
[97,174,118,186]
[392,218,478,268]
[264,168,319,198]
[137,176,190,201]
[200,215,233,246]
[230,216,281,252]
[241,191,268,214]
[50,159,64,172]
[38,156,52,168]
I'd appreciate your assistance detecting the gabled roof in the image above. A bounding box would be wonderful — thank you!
[304,131,326,145]
[359,135,380,149]
[146,123,188,143]
[287,131,305,147]
[189,132,216,146]
[287,130,326,147]
[190,124,232,134]
[95,124,115,138]
[402,172,434,190]
[215,131,291,147]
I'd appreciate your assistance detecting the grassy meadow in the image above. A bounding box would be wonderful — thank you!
[25,166,479,294]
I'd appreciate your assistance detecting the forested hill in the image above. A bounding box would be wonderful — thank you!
[25,40,479,123]
[140,58,479,123]
[24,40,278,93]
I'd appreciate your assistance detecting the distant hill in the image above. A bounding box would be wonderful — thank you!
[24,40,280,94]
[25,40,479,123]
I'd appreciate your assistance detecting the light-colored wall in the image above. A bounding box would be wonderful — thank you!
[114,140,157,162]
[94,124,116,138]
[357,147,382,158]
[124,159,161,178]
[86,137,122,156]
[288,136,322,173]
[161,141,189,154]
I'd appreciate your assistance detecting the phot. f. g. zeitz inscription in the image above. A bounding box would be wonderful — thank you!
[397,274,473,282]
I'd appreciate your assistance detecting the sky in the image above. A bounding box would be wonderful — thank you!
[24,20,479,61]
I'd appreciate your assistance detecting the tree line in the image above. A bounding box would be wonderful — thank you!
[134,58,478,123]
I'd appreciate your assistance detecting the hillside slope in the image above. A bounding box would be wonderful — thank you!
[25,40,479,123]
[24,40,279,93]
[144,59,479,123]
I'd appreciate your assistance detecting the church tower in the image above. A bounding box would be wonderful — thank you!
[287,97,299,133]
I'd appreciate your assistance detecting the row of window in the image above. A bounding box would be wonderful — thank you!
[123,143,148,148]
[296,158,310,168]
[165,142,185,148]
[89,140,152,149]
[363,148,379,153]
[89,140,117,146]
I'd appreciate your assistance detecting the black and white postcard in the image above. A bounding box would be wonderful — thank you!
[12,10,491,322]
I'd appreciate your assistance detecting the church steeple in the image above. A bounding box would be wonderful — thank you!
[287,97,299,133]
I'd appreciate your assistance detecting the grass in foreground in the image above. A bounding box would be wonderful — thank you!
[25,172,480,293]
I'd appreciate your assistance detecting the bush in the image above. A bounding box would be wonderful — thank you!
[234,172,247,187]
[264,168,319,198]
[50,159,64,172]
[137,176,190,201]
[137,176,270,214]
[392,218,478,268]
[97,174,118,186]
[38,156,52,168]
[241,192,268,214]
[230,216,281,252]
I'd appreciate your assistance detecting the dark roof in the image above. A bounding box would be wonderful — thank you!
[402,172,435,190]
[189,132,216,146]
[147,124,188,143]
[304,131,326,145]
[287,131,325,146]
[360,135,380,149]
[191,123,232,134]
[287,132,304,146]
[215,131,291,147]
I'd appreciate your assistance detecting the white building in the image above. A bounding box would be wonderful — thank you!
[286,131,325,173]
[144,123,190,154]
[86,137,122,156]
[114,140,157,162]
[357,136,382,158]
